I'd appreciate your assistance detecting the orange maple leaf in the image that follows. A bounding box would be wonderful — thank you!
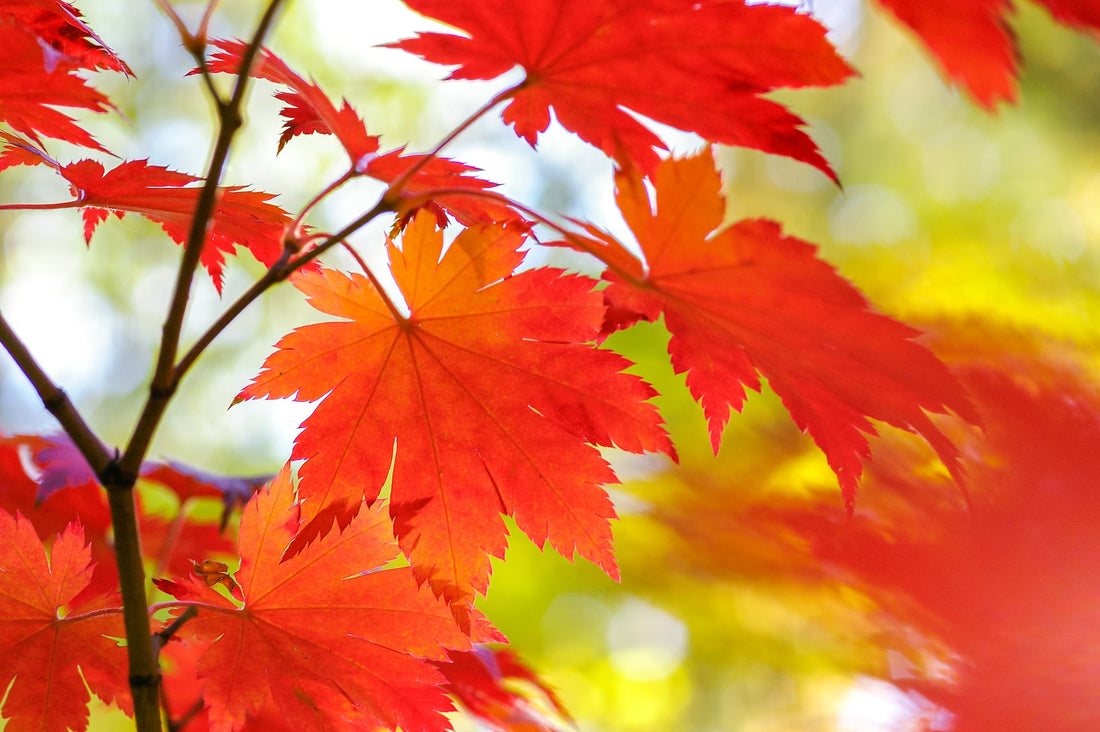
[154,466,494,732]
[576,149,979,509]
[237,213,672,615]
[390,0,854,180]
[0,510,129,732]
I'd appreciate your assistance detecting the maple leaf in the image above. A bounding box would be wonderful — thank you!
[0,0,132,75]
[203,39,512,225]
[573,149,978,509]
[390,0,854,180]
[68,159,293,291]
[0,509,129,732]
[237,213,672,616]
[154,466,495,732]
[0,21,115,152]
[0,144,292,292]
[203,39,379,167]
[873,0,1100,108]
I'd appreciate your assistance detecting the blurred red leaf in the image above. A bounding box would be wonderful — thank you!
[655,324,1100,730]
[874,0,1100,108]
[440,646,572,732]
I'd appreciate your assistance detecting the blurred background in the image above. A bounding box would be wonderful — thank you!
[1,1,1098,730]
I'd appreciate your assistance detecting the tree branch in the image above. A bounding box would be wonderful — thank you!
[102,4,289,731]
[121,0,288,480]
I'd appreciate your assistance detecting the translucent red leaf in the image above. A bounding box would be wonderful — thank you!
[237,213,672,618]
[58,158,291,292]
[0,510,128,732]
[203,39,512,225]
[584,150,978,509]
[666,325,1100,730]
[873,0,1019,108]
[0,0,132,75]
[0,22,115,152]
[154,466,494,732]
[203,39,379,167]
[390,0,854,179]
[365,148,517,227]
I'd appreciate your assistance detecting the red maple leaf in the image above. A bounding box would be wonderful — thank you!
[0,0,132,75]
[0,142,293,290]
[0,510,129,732]
[389,0,854,180]
[53,157,291,292]
[66,159,291,291]
[873,0,1100,108]
[0,21,115,152]
[574,149,978,509]
[154,466,495,732]
[203,39,511,225]
[203,39,380,167]
[0,141,292,290]
[237,213,672,616]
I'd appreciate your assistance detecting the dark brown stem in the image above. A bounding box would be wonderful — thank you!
[153,605,199,658]
[166,696,205,732]
[122,0,288,479]
[104,4,289,730]
[104,482,163,732]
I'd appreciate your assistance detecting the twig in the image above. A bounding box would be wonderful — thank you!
[153,605,199,658]
[102,4,289,731]
[122,0,288,479]
[381,85,520,205]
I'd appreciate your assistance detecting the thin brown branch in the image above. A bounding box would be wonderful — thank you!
[104,5,290,731]
[153,605,199,659]
[122,0,288,480]
[173,246,294,380]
